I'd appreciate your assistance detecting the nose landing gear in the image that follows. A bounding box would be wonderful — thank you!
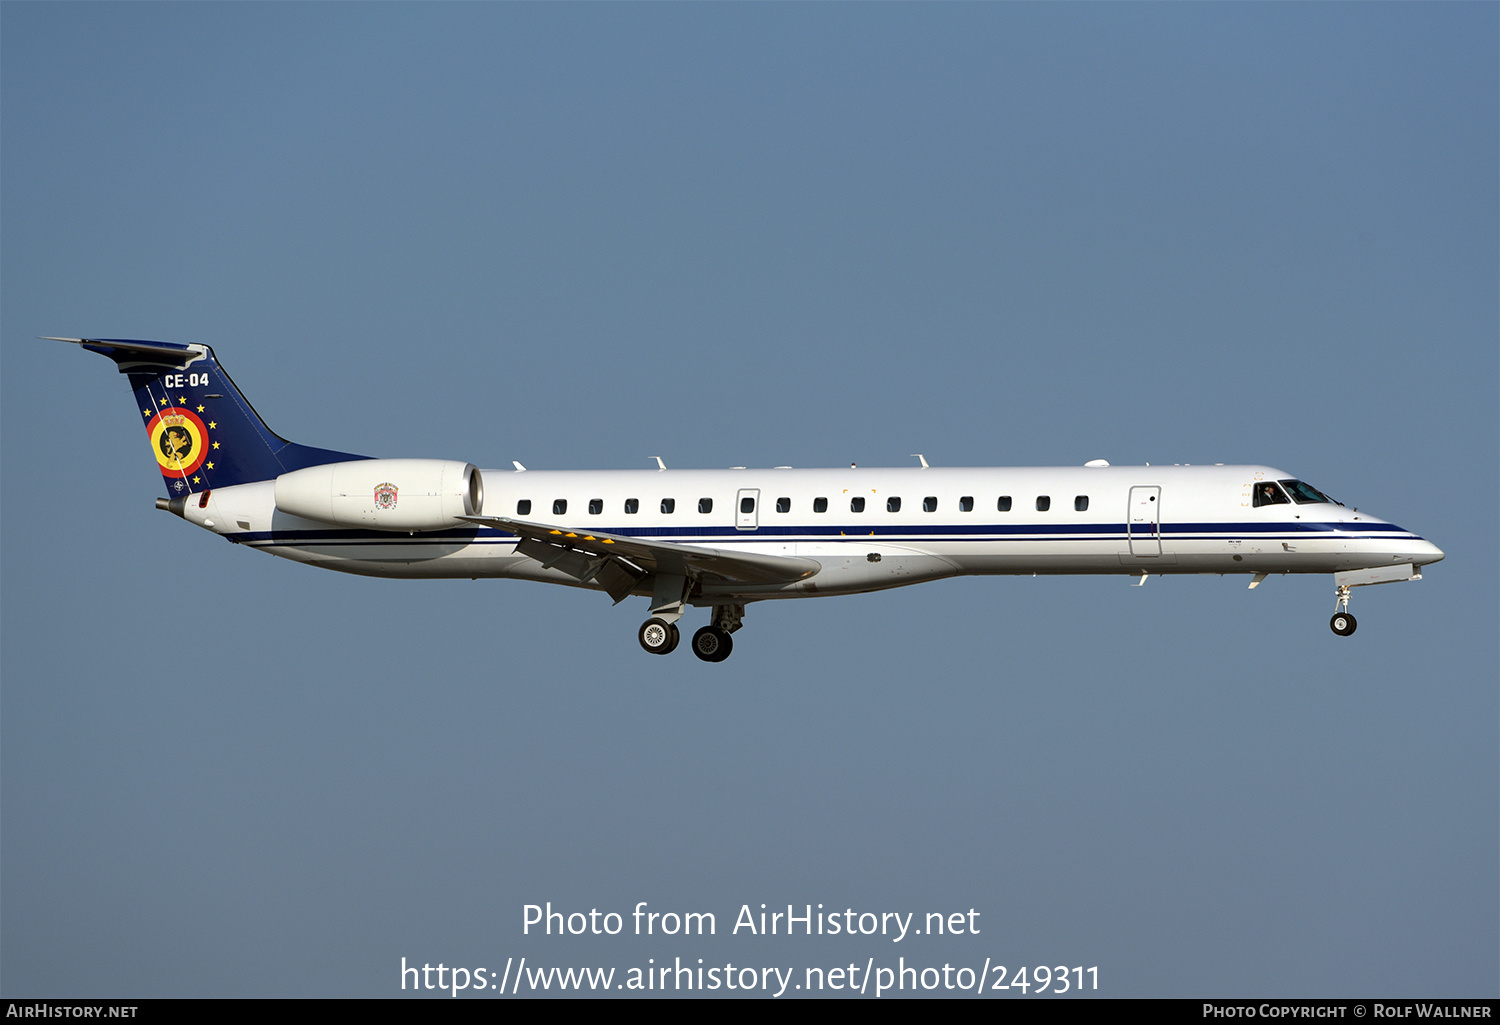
[1330,584,1357,637]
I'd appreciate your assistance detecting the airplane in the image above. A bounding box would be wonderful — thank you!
[53,337,1445,662]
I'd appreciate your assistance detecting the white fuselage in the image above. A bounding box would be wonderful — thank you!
[181,463,1444,608]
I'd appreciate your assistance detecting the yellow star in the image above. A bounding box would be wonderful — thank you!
[192,476,200,484]
[159,397,168,406]
[212,441,220,449]
[142,409,151,416]
[205,462,214,470]
[178,395,186,403]
[197,405,205,413]
[208,421,217,429]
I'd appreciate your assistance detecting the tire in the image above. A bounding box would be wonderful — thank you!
[692,625,733,663]
[1330,612,1357,637]
[639,618,677,654]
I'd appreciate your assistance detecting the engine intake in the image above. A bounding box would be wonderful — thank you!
[274,459,483,531]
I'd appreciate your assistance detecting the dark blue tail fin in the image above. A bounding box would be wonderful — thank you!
[55,338,368,497]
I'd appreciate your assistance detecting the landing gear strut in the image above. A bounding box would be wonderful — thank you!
[1330,584,1357,637]
[694,604,745,662]
[639,573,688,655]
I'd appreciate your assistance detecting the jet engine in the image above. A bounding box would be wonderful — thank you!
[274,459,483,531]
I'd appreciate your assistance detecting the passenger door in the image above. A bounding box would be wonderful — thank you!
[1128,486,1162,556]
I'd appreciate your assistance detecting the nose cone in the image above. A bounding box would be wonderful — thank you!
[1412,538,1445,566]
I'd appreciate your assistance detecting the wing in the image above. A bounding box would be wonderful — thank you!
[460,515,820,602]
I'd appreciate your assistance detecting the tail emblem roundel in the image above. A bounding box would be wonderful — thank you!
[374,482,399,510]
[146,407,208,476]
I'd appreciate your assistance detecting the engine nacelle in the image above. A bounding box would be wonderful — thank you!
[274,459,483,531]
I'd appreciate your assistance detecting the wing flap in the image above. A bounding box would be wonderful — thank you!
[461,516,820,587]
[513,536,643,603]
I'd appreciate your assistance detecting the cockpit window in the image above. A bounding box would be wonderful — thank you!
[1280,479,1334,505]
[1253,482,1290,507]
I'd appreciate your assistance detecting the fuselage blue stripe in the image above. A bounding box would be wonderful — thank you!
[234,520,1417,545]
[237,528,1421,550]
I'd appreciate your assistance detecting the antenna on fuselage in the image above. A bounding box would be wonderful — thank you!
[651,456,667,470]
[911,454,929,468]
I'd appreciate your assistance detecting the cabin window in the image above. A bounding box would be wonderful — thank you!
[1253,482,1290,507]
[553,499,567,516]
[923,496,938,512]
[698,497,713,514]
[1036,496,1051,512]
[588,498,603,515]
[517,500,532,516]
[851,497,866,513]
[1281,479,1334,505]
[960,496,974,512]
[813,497,828,513]
[998,496,1012,512]
[887,497,901,512]
[776,497,791,513]
[625,498,639,514]
[1074,495,1089,512]
[740,496,755,514]
[661,498,676,514]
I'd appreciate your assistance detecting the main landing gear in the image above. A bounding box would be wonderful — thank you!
[1330,584,1357,637]
[691,625,732,663]
[638,604,744,661]
[638,618,680,654]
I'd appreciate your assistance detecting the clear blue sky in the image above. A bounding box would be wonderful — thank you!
[3,3,1495,997]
